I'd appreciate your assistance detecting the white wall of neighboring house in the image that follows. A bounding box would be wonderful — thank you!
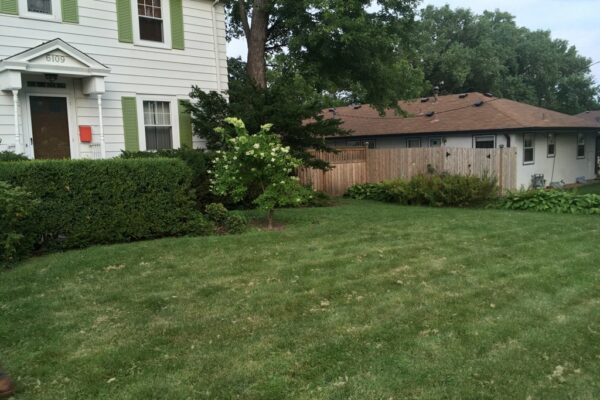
[513,131,597,189]
[0,0,227,158]
[329,131,599,188]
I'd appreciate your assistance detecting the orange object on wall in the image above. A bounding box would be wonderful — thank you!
[79,126,92,143]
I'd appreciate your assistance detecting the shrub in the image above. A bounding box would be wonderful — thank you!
[0,151,29,162]
[210,118,312,229]
[346,173,498,207]
[0,182,38,267]
[205,203,247,234]
[304,190,336,207]
[120,147,214,208]
[0,158,210,254]
[495,190,600,214]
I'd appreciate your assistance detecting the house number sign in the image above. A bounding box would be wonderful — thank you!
[46,54,66,63]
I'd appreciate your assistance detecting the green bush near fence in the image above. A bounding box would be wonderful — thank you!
[495,189,600,214]
[346,173,498,208]
[0,158,212,266]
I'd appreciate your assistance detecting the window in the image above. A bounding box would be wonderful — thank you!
[473,135,496,149]
[138,0,164,42]
[19,0,60,19]
[523,133,534,164]
[547,133,555,158]
[143,101,172,150]
[407,138,421,148]
[577,133,585,159]
[429,138,442,147]
[28,0,51,14]
[347,139,375,149]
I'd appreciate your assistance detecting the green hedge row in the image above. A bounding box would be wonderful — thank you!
[495,189,600,214]
[346,173,498,208]
[0,158,212,264]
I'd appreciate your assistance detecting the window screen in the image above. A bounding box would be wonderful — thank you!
[429,138,442,147]
[407,138,421,148]
[143,101,172,150]
[28,0,52,14]
[547,134,555,158]
[474,136,495,149]
[523,134,534,164]
[577,133,585,158]
[138,0,164,42]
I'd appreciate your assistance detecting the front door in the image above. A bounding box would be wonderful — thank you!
[30,96,71,159]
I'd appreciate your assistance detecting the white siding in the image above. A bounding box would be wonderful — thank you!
[0,0,227,157]
[514,131,598,189]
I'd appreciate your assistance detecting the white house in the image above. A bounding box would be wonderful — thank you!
[326,93,600,188]
[0,0,227,159]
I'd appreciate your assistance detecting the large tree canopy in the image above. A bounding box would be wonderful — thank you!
[223,0,425,109]
[416,5,600,114]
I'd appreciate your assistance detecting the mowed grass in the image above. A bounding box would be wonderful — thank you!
[2,200,600,399]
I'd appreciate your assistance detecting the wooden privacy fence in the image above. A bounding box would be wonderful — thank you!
[298,147,518,196]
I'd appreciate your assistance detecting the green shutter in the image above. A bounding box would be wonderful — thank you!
[0,0,18,14]
[121,97,139,151]
[116,0,133,43]
[61,0,78,22]
[170,0,184,50]
[178,100,193,148]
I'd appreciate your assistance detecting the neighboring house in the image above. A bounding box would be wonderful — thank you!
[326,93,600,188]
[0,0,227,159]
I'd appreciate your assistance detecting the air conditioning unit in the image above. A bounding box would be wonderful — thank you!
[531,174,546,189]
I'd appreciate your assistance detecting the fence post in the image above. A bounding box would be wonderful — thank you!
[498,145,504,193]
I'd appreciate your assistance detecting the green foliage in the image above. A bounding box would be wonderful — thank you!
[120,147,214,208]
[205,203,248,234]
[416,6,600,114]
[0,182,38,267]
[347,174,498,207]
[0,151,29,162]
[303,190,336,208]
[210,118,312,227]
[188,58,347,169]
[0,158,210,256]
[496,189,600,214]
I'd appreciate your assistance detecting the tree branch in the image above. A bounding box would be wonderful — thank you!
[238,0,251,38]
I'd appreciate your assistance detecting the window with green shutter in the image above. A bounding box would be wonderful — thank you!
[61,0,78,23]
[0,0,19,14]
[170,0,184,50]
[116,0,133,43]
[121,97,140,151]
[178,100,193,148]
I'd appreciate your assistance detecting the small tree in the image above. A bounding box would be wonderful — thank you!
[210,118,312,229]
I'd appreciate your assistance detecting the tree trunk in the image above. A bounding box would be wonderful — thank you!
[267,209,274,230]
[244,0,269,89]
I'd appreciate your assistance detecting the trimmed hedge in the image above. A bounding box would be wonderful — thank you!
[0,182,38,265]
[0,158,211,257]
[346,173,498,208]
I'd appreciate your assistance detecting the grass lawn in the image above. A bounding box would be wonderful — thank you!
[2,200,600,399]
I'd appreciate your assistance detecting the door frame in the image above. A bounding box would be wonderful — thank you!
[20,80,79,160]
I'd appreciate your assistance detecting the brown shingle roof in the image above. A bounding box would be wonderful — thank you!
[576,110,600,126]
[324,93,600,137]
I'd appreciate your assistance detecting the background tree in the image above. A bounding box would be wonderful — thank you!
[416,5,600,114]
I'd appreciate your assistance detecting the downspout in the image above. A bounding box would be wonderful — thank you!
[211,0,223,93]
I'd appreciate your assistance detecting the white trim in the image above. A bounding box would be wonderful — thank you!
[132,0,172,49]
[22,81,80,160]
[135,95,180,151]
[18,0,61,22]
[577,132,586,159]
[523,133,535,165]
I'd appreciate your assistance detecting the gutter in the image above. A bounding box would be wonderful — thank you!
[211,0,223,93]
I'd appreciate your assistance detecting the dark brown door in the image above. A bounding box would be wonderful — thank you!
[30,96,71,159]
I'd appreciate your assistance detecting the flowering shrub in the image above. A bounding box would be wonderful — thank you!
[210,118,312,228]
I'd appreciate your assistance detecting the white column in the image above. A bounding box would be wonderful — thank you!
[12,90,21,154]
[97,94,106,159]
[211,0,222,93]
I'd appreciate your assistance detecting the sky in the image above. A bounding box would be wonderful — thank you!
[226,0,600,84]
